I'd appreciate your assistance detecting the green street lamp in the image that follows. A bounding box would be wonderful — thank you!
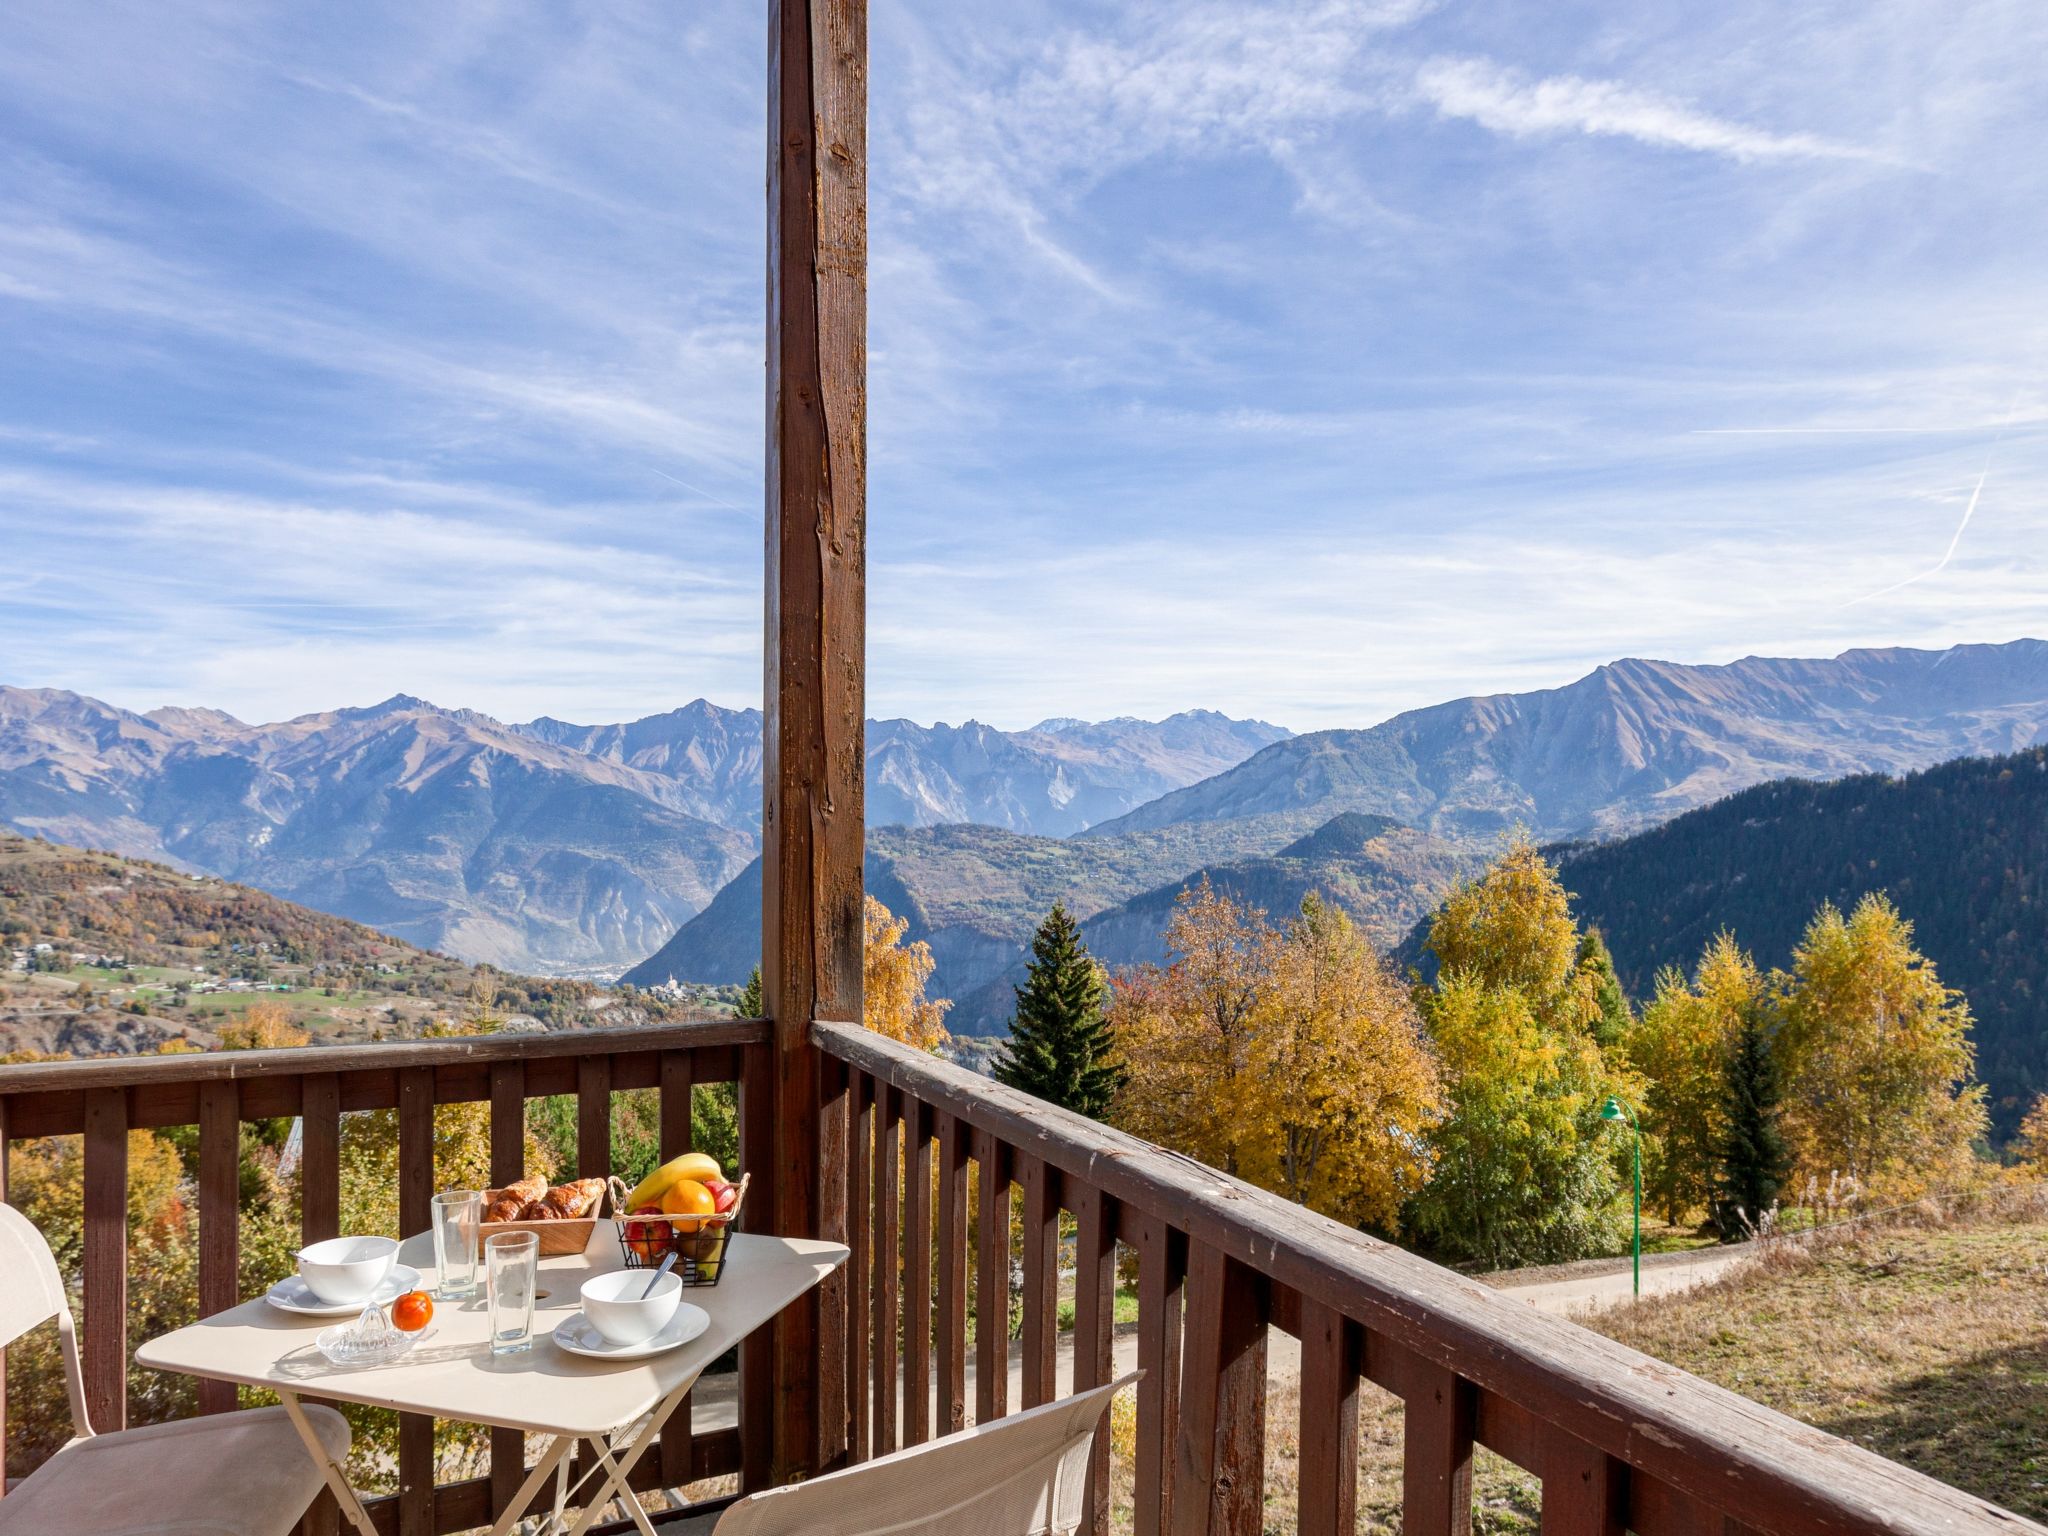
[1601,1096,1640,1296]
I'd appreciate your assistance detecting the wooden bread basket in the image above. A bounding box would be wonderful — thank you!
[478,1176,614,1257]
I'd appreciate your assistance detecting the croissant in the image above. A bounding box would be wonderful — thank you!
[482,1196,523,1223]
[558,1178,606,1217]
[516,1199,553,1221]
[503,1176,547,1205]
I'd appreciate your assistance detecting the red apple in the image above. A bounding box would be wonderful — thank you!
[704,1178,738,1215]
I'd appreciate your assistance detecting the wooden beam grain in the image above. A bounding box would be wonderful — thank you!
[763,0,867,1487]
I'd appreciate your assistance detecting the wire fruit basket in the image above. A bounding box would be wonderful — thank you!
[607,1172,748,1285]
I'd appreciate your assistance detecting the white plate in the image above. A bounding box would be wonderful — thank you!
[552,1303,709,1361]
[264,1265,423,1317]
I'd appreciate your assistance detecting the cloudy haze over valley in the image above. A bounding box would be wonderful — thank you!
[2,1,2045,730]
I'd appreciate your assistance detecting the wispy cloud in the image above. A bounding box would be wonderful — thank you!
[1410,57,1872,162]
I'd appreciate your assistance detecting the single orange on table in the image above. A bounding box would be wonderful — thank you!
[391,1290,433,1332]
[659,1177,717,1232]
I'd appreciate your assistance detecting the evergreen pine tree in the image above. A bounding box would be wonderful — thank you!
[1577,927,1632,1048]
[1712,1004,1792,1239]
[996,902,1121,1118]
[738,964,763,1020]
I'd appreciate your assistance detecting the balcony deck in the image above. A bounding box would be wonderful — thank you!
[1,1017,2038,1536]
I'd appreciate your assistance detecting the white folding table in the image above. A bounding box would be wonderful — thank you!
[136,1229,847,1536]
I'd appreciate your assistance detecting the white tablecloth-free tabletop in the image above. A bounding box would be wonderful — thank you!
[136,1228,847,1536]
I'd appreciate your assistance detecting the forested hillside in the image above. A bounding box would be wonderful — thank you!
[1557,749,2048,1133]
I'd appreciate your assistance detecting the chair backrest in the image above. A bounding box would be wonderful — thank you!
[712,1372,1141,1536]
[0,1202,94,1439]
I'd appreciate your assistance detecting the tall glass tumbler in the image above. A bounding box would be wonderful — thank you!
[486,1231,539,1355]
[431,1189,483,1299]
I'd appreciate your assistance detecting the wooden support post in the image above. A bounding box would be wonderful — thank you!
[1404,1362,1476,1536]
[1133,1215,1185,1536]
[1070,1184,1118,1536]
[1173,1243,1267,1536]
[1542,1436,1627,1536]
[1296,1299,1361,1536]
[197,1079,240,1415]
[764,0,867,1488]
[82,1087,127,1434]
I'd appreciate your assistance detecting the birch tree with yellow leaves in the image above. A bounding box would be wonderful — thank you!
[1110,880,1441,1227]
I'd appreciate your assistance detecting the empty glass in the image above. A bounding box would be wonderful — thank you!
[486,1231,539,1355]
[431,1190,483,1300]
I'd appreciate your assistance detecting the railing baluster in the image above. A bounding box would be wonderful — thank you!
[1173,1243,1267,1536]
[1133,1213,1185,1536]
[659,1048,695,1494]
[1019,1154,1059,1410]
[397,1067,434,1536]
[82,1086,128,1434]
[196,1079,240,1414]
[738,1038,775,1493]
[1297,1298,1361,1536]
[488,1060,527,1519]
[936,1109,969,1434]
[576,1053,612,1177]
[1070,1182,1117,1536]
[973,1127,1010,1425]
[846,1071,874,1462]
[904,1097,934,1446]
[298,1072,342,1536]
[1404,1361,1477,1536]
[1542,1433,1627,1536]
[873,1084,902,1455]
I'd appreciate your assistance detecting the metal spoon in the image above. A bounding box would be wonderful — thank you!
[639,1250,678,1299]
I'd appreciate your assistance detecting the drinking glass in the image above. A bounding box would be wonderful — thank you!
[486,1231,539,1355]
[431,1189,483,1300]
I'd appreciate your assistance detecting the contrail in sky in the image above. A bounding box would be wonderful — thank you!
[1839,391,2025,608]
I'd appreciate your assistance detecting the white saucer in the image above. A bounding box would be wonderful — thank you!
[552,1303,709,1361]
[264,1265,423,1317]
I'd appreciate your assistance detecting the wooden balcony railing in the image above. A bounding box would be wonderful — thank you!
[3,1017,2041,1536]
[810,1019,2040,1536]
[0,1019,774,1535]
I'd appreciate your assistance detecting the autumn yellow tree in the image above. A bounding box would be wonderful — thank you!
[1110,878,1278,1179]
[2012,1095,2048,1177]
[1408,838,1632,1267]
[1251,893,1442,1227]
[1624,932,1766,1223]
[1778,894,1986,1196]
[863,896,950,1050]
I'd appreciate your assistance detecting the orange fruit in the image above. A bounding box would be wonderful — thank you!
[391,1291,433,1332]
[660,1178,717,1231]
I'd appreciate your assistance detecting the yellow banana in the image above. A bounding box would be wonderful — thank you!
[624,1151,725,1211]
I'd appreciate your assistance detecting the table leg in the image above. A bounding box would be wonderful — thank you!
[279,1391,379,1536]
[485,1433,579,1536]
[561,1382,692,1536]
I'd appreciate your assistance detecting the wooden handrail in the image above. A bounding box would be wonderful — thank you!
[812,1018,2041,1536]
[0,1017,769,1093]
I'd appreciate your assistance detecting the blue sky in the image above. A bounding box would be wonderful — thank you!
[1,0,2043,732]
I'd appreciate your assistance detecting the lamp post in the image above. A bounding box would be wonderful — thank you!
[1602,1096,1640,1297]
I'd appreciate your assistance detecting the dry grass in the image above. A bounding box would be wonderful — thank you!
[1103,1186,2048,1533]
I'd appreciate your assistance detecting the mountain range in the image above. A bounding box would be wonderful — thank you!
[0,687,1283,970]
[631,639,2048,1030]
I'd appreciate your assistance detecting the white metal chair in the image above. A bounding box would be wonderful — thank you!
[698,1371,1140,1536]
[0,1201,350,1536]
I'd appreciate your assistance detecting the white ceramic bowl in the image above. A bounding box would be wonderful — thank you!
[297,1235,399,1305]
[580,1268,682,1345]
